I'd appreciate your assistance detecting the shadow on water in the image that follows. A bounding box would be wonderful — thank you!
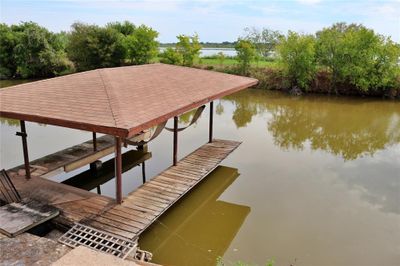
[139,166,250,266]
[62,149,151,191]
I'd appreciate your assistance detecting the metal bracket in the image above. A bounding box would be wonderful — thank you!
[16,132,27,137]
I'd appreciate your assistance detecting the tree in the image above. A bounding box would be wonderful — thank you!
[10,22,74,78]
[235,39,256,75]
[316,22,400,92]
[0,23,18,78]
[123,25,159,64]
[277,31,316,90]
[176,34,201,66]
[159,47,183,65]
[67,22,125,71]
[243,27,282,58]
[159,34,201,66]
[107,21,136,36]
[216,51,225,67]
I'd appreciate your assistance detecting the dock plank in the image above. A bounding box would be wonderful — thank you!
[0,200,59,237]
[6,139,240,241]
[93,139,241,239]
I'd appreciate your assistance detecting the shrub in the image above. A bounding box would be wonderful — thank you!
[216,51,225,67]
[277,31,316,90]
[67,22,125,71]
[249,67,288,90]
[176,34,201,66]
[0,24,18,78]
[123,25,159,64]
[235,39,256,75]
[316,22,400,93]
[159,34,201,67]
[10,22,74,78]
[159,47,183,65]
[107,21,136,36]
[242,27,283,58]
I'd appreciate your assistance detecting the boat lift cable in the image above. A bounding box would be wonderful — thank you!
[125,105,205,146]
[165,105,206,132]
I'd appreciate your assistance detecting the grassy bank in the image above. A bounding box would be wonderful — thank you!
[199,57,278,68]
[194,63,400,99]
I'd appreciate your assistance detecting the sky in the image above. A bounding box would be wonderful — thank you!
[1,0,399,43]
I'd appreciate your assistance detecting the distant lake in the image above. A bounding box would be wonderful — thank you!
[159,47,236,57]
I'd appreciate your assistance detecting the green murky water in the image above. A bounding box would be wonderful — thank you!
[1,81,399,265]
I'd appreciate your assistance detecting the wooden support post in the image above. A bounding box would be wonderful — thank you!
[115,137,122,204]
[90,132,98,171]
[173,116,178,166]
[209,101,214,143]
[138,145,146,183]
[142,162,146,184]
[92,132,97,151]
[17,120,31,179]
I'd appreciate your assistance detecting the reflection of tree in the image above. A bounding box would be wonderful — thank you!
[225,90,400,160]
[179,109,196,124]
[228,92,260,128]
[216,101,224,115]
[0,118,20,126]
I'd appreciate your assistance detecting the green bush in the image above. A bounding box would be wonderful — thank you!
[0,23,18,78]
[242,27,282,59]
[159,34,201,67]
[159,47,183,65]
[123,25,159,65]
[235,39,256,75]
[316,22,400,93]
[277,31,316,90]
[5,22,74,78]
[107,21,136,36]
[249,67,288,90]
[67,22,125,71]
[216,51,225,67]
[176,34,202,66]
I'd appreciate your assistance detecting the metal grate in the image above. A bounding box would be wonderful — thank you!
[0,169,21,204]
[58,223,137,259]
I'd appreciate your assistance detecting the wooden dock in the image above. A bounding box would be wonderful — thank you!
[4,139,240,240]
[7,133,149,179]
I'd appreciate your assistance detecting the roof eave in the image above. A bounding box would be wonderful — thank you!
[0,111,129,138]
[125,79,258,138]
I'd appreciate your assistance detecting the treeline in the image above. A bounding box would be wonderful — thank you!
[1,21,399,97]
[160,41,236,48]
[0,21,159,78]
[209,23,400,97]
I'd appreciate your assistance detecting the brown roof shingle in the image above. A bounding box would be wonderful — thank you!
[0,63,258,137]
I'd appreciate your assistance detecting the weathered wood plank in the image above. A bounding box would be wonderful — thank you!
[6,139,241,242]
[0,200,59,237]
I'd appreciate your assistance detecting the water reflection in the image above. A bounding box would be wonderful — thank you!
[139,166,250,266]
[62,149,151,191]
[225,90,400,160]
[0,118,21,127]
[1,80,399,265]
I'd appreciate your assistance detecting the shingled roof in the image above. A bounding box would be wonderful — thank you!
[0,63,258,138]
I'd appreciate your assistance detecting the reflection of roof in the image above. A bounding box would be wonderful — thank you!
[0,63,257,137]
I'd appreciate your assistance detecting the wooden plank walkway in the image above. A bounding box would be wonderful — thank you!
[86,139,241,239]
[4,139,240,240]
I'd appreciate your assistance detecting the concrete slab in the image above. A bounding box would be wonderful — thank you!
[0,232,70,266]
[52,246,138,266]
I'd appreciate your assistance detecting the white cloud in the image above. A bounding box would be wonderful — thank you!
[297,0,322,5]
